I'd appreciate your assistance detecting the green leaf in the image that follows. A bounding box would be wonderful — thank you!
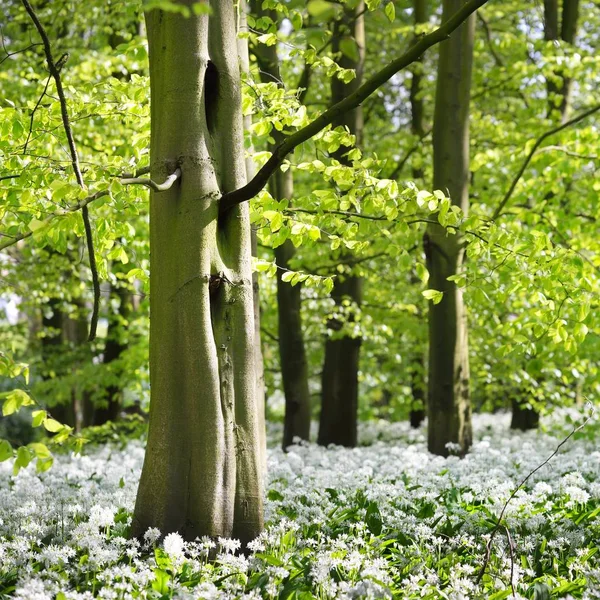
[2,389,34,417]
[0,440,13,462]
[43,418,64,433]
[385,2,395,22]
[422,289,443,304]
[13,446,32,475]
[281,271,294,283]
[32,410,47,427]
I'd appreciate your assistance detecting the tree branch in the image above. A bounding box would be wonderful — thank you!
[0,169,179,252]
[21,0,101,341]
[492,104,600,220]
[219,0,490,213]
[120,168,181,191]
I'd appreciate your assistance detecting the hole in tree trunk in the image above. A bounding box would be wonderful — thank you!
[204,60,218,133]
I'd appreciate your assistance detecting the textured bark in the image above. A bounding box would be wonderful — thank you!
[510,399,540,431]
[238,1,267,470]
[425,0,475,457]
[250,0,311,449]
[318,2,365,448]
[409,352,426,428]
[132,1,262,544]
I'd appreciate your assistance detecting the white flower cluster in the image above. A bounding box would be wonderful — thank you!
[0,409,599,598]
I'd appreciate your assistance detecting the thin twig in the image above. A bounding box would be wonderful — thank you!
[23,73,51,153]
[504,526,516,598]
[21,0,101,341]
[476,407,595,585]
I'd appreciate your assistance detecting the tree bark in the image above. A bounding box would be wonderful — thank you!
[424,0,475,457]
[250,0,312,449]
[409,0,427,429]
[238,1,267,469]
[318,2,365,448]
[132,1,263,544]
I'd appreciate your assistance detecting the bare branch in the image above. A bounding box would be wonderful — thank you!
[220,0,490,213]
[492,104,600,220]
[120,168,181,192]
[23,73,52,154]
[476,407,595,585]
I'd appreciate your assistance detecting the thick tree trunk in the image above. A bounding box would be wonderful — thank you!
[318,2,365,448]
[250,0,312,449]
[132,1,263,544]
[424,0,474,457]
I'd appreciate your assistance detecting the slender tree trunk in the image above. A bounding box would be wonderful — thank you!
[318,2,365,448]
[409,0,427,429]
[63,298,93,430]
[424,0,475,457]
[93,275,132,425]
[40,300,75,427]
[250,0,312,449]
[510,0,581,431]
[132,1,263,544]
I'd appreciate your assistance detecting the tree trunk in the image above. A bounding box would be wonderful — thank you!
[238,1,267,467]
[93,275,132,425]
[63,298,93,431]
[250,0,312,449]
[544,0,580,121]
[276,239,311,448]
[318,2,365,448]
[409,0,427,429]
[40,300,75,427]
[510,398,540,431]
[424,0,475,457]
[132,1,263,544]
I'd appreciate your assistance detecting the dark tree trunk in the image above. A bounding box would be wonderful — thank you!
[409,0,427,430]
[318,2,365,448]
[250,0,312,449]
[510,399,540,431]
[318,275,363,447]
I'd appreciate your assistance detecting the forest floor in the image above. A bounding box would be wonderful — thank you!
[1,408,599,599]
